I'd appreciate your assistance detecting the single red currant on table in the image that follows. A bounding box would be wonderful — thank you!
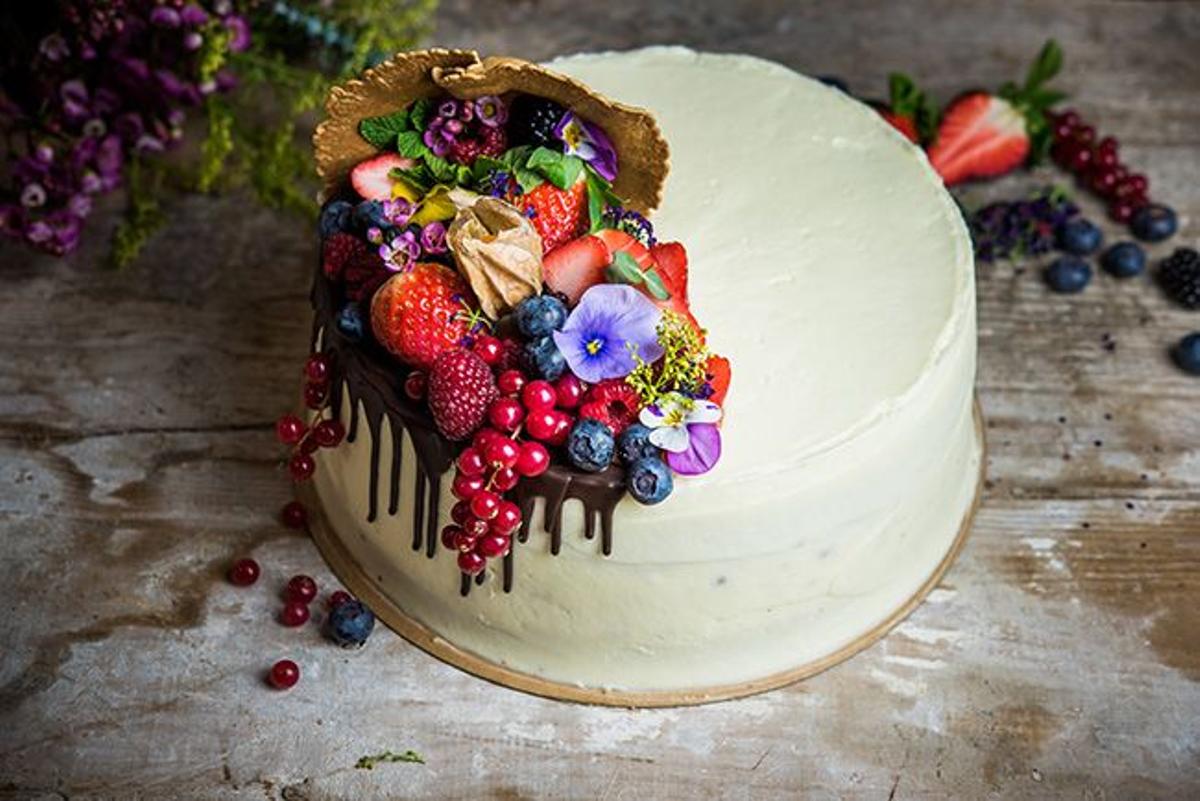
[269,659,300,690]
[280,500,307,529]
[285,574,318,605]
[279,601,310,627]
[327,590,354,610]
[275,414,306,445]
[228,558,260,586]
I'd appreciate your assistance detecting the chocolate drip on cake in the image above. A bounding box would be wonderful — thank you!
[311,271,629,596]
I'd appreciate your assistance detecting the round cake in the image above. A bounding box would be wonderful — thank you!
[302,46,981,703]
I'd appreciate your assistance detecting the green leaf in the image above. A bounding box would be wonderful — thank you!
[500,145,533,170]
[454,164,474,186]
[514,167,544,193]
[471,156,507,183]
[526,146,564,170]
[359,111,410,150]
[423,152,458,184]
[409,98,434,132]
[642,268,671,300]
[607,251,646,286]
[525,147,584,189]
[396,130,428,159]
[355,750,425,770]
[586,170,608,232]
[1024,40,1063,92]
[391,164,433,192]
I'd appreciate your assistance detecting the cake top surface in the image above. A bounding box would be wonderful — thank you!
[551,46,974,484]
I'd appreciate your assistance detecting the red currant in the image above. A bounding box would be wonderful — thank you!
[312,419,345,448]
[497,369,527,396]
[472,427,504,453]
[487,397,525,432]
[451,500,473,525]
[1051,118,1075,143]
[275,414,307,445]
[516,441,550,477]
[1126,174,1149,195]
[1089,167,1120,197]
[1066,143,1093,173]
[403,371,427,401]
[470,490,501,520]
[1073,124,1096,145]
[458,551,487,576]
[472,335,503,366]
[524,409,559,441]
[476,533,511,559]
[545,410,573,446]
[451,472,485,500]
[285,575,318,605]
[464,516,490,538]
[553,374,585,409]
[228,557,260,586]
[304,383,326,410]
[1056,110,1081,129]
[269,659,300,689]
[289,453,316,482]
[493,501,522,535]
[492,466,519,492]
[279,601,310,627]
[521,380,557,412]
[456,447,487,477]
[327,590,353,610]
[441,524,465,549]
[304,354,330,385]
[298,433,320,455]
[280,501,307,529]
[1109,199,1135,223]
[484,438,520,469]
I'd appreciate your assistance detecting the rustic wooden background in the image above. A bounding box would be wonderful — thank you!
[1,1,1198,799]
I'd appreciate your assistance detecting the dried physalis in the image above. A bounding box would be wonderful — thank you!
[448,197,543,318]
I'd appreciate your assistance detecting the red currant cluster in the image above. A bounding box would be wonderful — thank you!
[1049,110,1152,223]
[439,368,585,577]
[276,353,346,482]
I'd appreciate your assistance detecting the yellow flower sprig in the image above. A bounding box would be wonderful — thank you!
[625,311,709,406]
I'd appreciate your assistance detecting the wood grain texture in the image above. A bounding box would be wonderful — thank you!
[1,1,1198,798]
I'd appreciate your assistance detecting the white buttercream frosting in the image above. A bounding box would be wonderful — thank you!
[310,46,980,691]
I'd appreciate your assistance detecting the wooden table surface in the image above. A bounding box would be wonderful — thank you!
[2,2,1198,798]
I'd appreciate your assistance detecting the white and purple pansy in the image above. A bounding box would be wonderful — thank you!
[553,111,618,182]
[640,393,723,475]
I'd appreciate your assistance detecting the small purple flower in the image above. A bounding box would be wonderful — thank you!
[666,423,722,475]
[180,4,209,26]
[474,96,507,128]
[20,184,47,208]
[420,222,447,254]
[135,134,165,154]
[552,285,663,383]
[68,194,93,218]
[380,230,420,271]
[437,100,459,119]
[183,32,204,51]
[382,198,413,227]
[26,221,53,244]
[60,80,90,122]
[80,171,103,194]
[155,69,189,101]
[39,34,69,62]
[34,144,55,165]
[149,6,181,27]
[366,226,385,245]
[554,112,618,182]
[224,15,251,52]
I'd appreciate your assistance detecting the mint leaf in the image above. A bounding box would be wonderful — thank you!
[409,98,434,132]
[607,251,646,286]
[514,167,544,193]
[586,170,609,232]
[1025,40,1063,92]
[423,152,458,184]
[526,147,583,189]
[397,130,428,160]
[391,164,433,192]
[472,156,507,183]
[500,145,533,170]
[642,268,671,301]
[454,164,473,186]
[359,112,409,150]
[526,146,563,170]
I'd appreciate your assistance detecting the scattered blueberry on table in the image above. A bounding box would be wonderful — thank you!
[1045,256,1092,293]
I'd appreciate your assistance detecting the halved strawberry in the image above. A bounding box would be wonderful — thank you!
[926,93,1030,185]
[350,153,414,201]
[880,109,920,144]
[542,234,609,306]
[649,242,688,303]
[594,228,652,269]
[705,355,731,406]
[876,73,936,145]
[516,180,587,252]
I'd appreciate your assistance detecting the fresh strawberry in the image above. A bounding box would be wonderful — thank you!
[516,179,587,252]
[350,153,414,201]
[880,110,920,144]
[426,348,498,440]
[705,355,731,406]
[876,73,936,145]
[649,242,688,303]
[927,40,1064,185]
[542,234,610,306]
[322,232,366,281]
[369,262,479,370]
[343,250,390,301]
[594,228,652,269]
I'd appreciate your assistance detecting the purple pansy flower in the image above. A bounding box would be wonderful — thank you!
[639,393,723,475]
[552,285,663,383]
[553,112,618,182]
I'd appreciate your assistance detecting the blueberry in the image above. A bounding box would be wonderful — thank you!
[566,418,615,472]
[1056,218,1103,255]
[1172,332,1200,375]
[335,303,365,341]
[1131,204,1178,243]
[1100,241,1146,278]
[1044,256,1092,293]
[326,599,375,648]
[626,457,673,505]
[515,295,568,338]
[352,200,390,232]
[617,423,658,465]
[319,200,353,238]
[524,335,566,380]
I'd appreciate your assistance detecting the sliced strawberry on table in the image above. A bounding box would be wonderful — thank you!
[350,153,415,201]
[542,234,610,306]
[369,262,480,370]
[516,179,587,253]
[649,242,688,303]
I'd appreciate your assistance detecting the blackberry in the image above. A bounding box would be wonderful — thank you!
[509,95,567,148]
[1159,248,1200,309]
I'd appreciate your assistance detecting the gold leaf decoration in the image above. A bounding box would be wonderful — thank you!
[312,49,670,213]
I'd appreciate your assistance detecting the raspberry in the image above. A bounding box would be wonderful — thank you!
[427,348,499,440]
[450,137,482,165]
[322,232,366,280]
[343,250,389,301]
[480,126,507,158]
[579,379,641,435]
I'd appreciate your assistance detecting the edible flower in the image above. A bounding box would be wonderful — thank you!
[379,229,419,271]
[553,112,618,182]
[553,285,662,383]
[473,96,507,128]
[639,392,723,475]
[420,221,447,254]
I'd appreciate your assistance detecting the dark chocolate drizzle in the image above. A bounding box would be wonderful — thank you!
[311,269,627,595]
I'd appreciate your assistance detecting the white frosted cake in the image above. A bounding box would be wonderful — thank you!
[298,46,981,702]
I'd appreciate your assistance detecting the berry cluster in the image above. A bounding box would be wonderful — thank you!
[970,188,1079,262]
[1049,110,1151,224]
[275,353,346,483]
